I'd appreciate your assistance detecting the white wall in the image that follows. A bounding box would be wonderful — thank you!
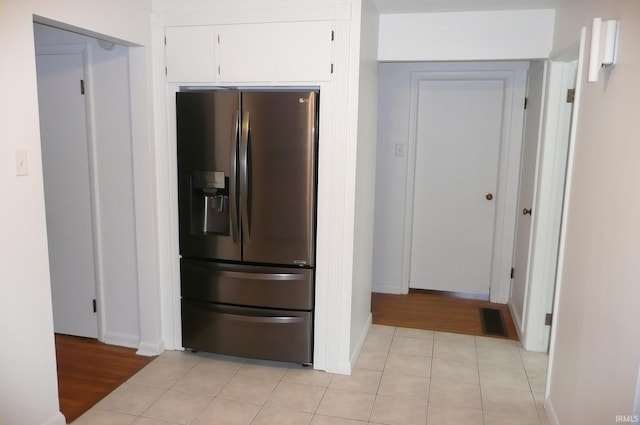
[378,9,555,61]
[0,1,151,424]
[350,0,378,366]
[33,24,141,348]
[372,63,413,294]
[546,1,640,424]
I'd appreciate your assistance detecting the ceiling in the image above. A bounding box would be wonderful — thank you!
[371,0,559,14]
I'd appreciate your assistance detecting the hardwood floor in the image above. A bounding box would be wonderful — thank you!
[371,289,519,340]
[55,334,155,423]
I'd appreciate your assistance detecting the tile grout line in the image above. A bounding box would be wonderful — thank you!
[425,330,435,425]
[366,324,395,424]
[518,348,546,425]
[145,352,206,425]
[473,335,488,425]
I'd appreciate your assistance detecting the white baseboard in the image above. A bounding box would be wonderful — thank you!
[41,411,66,425]
[137,338,165,357]
[371,284,406,294]
[545,397,560,425]
[489,294,509,304]
[508,300,525,340]
[334,359,353,375]
[348,313,372,373]
[101,330,140,349]
[101,331,164,357]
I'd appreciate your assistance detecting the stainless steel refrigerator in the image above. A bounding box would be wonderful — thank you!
[176,89,318,364]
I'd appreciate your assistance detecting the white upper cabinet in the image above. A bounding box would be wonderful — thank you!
[271,21,333,82]
[165,26,216,83]
[215,24,271,83]
[165,21,333,84]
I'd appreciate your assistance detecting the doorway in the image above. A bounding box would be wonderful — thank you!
[33,22,141,347]
[372,52,584,355]
[36,42,99,338]
[516,39,583,353]
[34,19,146,421]
[510,61,547,334]
[372,61,528,303]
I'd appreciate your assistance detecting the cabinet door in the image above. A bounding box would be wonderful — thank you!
[215,24,270,83]
[271,21,333,82]
[165,26,216,83]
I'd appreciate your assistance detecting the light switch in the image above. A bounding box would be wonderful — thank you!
[16,149,28,176]
[395,143,405,157]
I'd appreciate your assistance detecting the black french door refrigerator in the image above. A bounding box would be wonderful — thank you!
[176,89,318,364]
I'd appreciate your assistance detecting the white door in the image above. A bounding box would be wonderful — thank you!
[36,50,98,338]
[510,62,546,330]
[409,78,505,294]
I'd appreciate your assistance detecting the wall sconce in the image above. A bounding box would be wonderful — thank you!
[588,17,620,82]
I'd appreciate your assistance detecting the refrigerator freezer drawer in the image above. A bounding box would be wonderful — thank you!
[181,300,313,364]
[180,259,314,310]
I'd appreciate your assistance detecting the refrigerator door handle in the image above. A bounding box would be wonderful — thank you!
[230,111,240,242]
[217,311,305,325]
[217,270,305,281]
[240,111,250,243]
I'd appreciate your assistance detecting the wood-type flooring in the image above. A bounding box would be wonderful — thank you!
[55,334,155,423]
[371,289,519,340]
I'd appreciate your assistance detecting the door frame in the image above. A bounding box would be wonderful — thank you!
[509,59,548,335]
[545,26,588,406]
[401,61,528,303]
[35,43,104,340]
[517,54,579,352]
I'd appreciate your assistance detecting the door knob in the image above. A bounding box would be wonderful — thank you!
[485,193,494,201]
[523,208,532,215]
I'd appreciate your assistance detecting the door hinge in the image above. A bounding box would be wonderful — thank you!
[524,97,528,109]
[510,267,514,279]
[331,63,334,74]
[545,313,553,326]
[92,299,97,313]
[164,36,167,46]
[566,88,576,104]
[331,30,335,41]
[217,34,220,44]
[80,79,85,95]
[165,66,167,76]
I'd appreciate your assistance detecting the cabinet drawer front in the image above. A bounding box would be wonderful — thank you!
[181,300,312,364]
[181,259,314,310]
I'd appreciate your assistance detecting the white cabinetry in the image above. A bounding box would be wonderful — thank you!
[271,21,333,82]
[165,26,216,83]
[216,24,271,82]
[165,21,333,83]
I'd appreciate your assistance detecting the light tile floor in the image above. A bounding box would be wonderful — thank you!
[72,325,550,425]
